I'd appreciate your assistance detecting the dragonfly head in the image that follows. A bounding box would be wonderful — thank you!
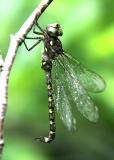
[46,23,63,37]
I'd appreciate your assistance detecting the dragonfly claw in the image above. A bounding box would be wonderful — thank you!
[35,136,53,143]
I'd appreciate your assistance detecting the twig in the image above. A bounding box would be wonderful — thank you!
[0,0,53,158]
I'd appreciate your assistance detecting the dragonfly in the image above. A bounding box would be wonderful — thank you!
[24,21,106,143]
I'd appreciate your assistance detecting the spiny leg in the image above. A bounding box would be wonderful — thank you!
[34,20,45,33]
[23,20,44,51]
[36,71,56,143]
[33,22,44,35]
[23,37,42,51]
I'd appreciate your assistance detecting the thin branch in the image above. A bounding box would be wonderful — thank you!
[0,0,53,157]
[16,0,53,42]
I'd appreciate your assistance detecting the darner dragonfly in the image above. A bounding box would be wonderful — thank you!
[24,21,106,143]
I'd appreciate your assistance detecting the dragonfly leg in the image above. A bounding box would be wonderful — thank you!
[33,20,45,34]
[23,37,42,51]
[33,22,43,35]
[36,71,56,143]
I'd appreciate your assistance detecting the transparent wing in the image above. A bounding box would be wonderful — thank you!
[55,54,99,122]
[63,53,106,93]
[52,60,76,131]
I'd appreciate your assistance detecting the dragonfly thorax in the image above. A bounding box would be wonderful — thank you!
[46,23,63,37]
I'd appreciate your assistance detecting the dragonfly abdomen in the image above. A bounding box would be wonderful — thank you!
[46,71,56,142]
[39,57,56,143]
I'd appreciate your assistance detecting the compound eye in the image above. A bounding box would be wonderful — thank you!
[47,26,58,37]
[55,24,60,27]
[48,27,57,35]
[46,23,63,37]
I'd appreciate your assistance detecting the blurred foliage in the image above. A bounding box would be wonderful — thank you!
[0,0,114,159]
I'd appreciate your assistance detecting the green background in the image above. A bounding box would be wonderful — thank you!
[0,0,114,159]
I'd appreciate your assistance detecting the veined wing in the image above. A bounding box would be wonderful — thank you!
[56,54,99,122]
[63,53,106,93]
[52,59,76,131]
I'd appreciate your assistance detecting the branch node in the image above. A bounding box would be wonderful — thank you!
[0,50,4,70]
[15,35,24,45]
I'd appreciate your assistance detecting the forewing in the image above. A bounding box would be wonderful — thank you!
[52,59,76,131]
[63,53,106,93]
[57,54,99,122]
